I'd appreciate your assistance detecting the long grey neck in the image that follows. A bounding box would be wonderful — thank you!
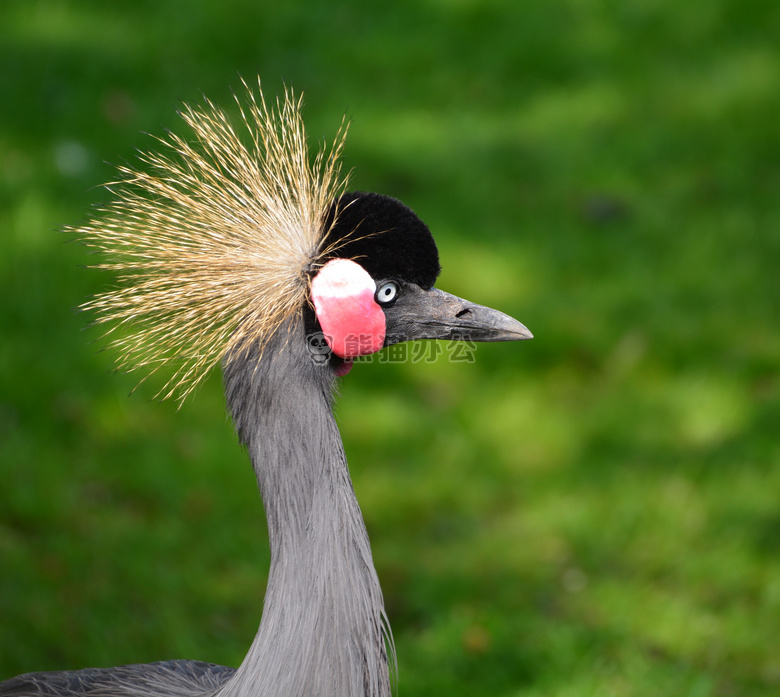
[217,317,393,697]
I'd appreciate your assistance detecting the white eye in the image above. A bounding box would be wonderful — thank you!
[375,281,399,305]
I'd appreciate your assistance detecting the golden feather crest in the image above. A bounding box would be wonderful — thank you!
[76,81,349,401]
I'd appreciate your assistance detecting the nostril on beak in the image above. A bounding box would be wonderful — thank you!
[455,308,471,319]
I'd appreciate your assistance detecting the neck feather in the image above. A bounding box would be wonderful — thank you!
[217,316,393,697]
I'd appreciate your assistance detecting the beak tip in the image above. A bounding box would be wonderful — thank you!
[482,318,533,343]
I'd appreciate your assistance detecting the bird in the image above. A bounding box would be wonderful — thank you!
[0,82,532,697]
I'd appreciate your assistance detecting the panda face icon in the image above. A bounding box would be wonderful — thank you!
[306,332,332,364]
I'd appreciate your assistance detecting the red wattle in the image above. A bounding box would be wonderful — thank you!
[335,359,353,377]
[311,259,386,359]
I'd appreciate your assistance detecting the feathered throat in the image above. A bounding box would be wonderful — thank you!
[76,82,350,402]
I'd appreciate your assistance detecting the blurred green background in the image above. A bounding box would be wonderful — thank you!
[1,1,779,695]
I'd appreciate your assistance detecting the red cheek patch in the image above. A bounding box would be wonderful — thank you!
[311,259,386,359]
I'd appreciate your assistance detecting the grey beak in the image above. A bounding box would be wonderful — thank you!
[383,286,533,347]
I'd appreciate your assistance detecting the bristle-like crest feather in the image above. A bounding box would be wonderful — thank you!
[75,80,349,402]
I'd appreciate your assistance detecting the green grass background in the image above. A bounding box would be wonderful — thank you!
[2,1,779,695]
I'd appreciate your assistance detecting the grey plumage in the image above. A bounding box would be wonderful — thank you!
[218,316,394,697]
[1,315,393,697]
[0,661,234,697]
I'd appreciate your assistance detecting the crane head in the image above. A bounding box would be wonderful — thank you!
[77,82,530,398]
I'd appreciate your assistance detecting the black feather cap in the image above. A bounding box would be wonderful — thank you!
[322,192,441,289]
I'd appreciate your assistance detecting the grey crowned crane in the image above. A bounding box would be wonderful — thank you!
[0,84,531,697]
